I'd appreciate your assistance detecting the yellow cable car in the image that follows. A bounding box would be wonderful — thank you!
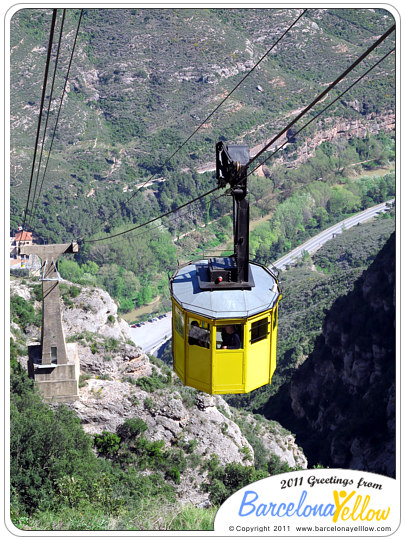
[169,142,282,394]
[170,258,281,394]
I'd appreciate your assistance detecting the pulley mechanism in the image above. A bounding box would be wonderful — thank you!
[197,142,254,290]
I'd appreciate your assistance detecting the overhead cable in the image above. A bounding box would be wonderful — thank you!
[81,186,221,244]
[247,47,395,178]
[89,188,231,247]
[29,9,84,229]
[21,9,58,232]
[28,9,66,230]
[99,8,308,227]
[247,23,395,168]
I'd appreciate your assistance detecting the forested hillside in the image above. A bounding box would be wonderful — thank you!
[10,7,395,315]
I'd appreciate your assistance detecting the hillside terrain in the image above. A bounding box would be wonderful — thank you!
[10,8,395,200]
[10,7,396,317]
[10,278,306,529]
[261,232,395,476]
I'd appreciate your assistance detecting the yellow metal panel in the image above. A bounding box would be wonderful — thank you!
[186,313,213,393]
[269,302,280,381]
[212,325,217,391]
[212,320,245,393]
[172,300,185,382]
[213,350,245,393]
[246,311,271,392]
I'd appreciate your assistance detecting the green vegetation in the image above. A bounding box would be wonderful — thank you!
[10,295,41,329]
[201,447,297,506]
[249,137,395,265]
[202,457,267,506]
[10,353,206,530]
[136,367,172,392]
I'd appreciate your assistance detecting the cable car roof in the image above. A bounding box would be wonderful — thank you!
[171,260,280,319]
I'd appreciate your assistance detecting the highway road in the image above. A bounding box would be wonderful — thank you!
[129,200,393,354]
[273,200,394,271]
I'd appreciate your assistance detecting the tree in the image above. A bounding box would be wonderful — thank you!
[11,389,97,513]
[58,259,83,282]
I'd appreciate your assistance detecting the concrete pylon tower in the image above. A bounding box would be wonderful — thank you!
[19,242,80,401]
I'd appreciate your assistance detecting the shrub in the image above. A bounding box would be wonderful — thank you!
[166,466,181,484]
[268,453,294,475]
[10,295,41,329]
[94,431,121,457]
[79,374,92,388]
[104,337,119,351]
[203,461,267,506]
[136,368,171,392]
[117,418,148,440]
[69,285,81,298]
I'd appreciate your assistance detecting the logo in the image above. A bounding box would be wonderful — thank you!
[214,469,398,536]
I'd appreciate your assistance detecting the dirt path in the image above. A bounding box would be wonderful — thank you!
[120,295,161,323]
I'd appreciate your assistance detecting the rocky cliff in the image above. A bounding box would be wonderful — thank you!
[262,233,395,477]
[11,278,307,506]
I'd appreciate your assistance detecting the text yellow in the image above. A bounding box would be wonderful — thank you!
[333,490,390,523]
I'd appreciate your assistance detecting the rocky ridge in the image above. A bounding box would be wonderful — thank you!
[264,233,395,477]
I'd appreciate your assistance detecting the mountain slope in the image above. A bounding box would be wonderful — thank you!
[261,232,395,476]
[10,8,395,227]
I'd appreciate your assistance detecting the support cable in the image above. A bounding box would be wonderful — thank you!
[89,188,231,247]
[246,47,395,179]
[29,9,84,229]
[81,186,221,244]
[21,9,57,232]
[28,10,66,230]
[247,24,395,168]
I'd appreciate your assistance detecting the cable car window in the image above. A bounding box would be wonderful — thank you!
[273,306,278,330]
[250,318,269,344]
[188,320,210,348]
[216,324,243,349]
[174,305,184,337]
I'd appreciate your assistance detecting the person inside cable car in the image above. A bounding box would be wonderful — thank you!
[188,320,210,348]
[220,325,241,349]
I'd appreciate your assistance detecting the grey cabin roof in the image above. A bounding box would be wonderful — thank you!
[171,260,280,319]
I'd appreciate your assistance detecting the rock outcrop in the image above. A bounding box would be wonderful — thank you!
[264,233,395,477]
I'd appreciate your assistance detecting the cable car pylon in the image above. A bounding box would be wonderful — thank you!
[169,143,282,394]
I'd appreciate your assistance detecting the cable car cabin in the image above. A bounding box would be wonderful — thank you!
[170,141,281,394]
[169,257,281,394]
